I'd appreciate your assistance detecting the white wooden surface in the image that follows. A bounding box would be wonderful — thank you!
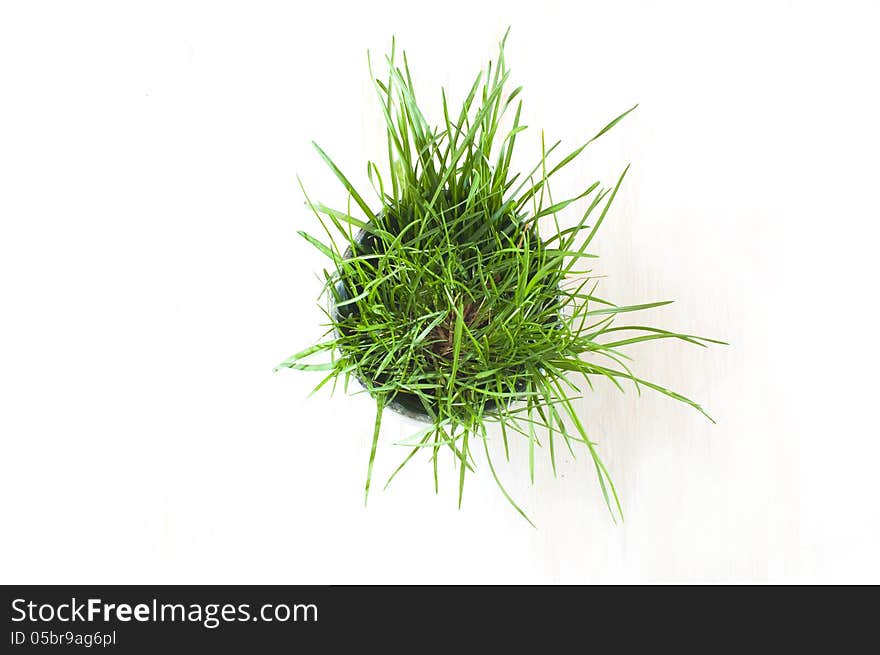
[2,1,879,583]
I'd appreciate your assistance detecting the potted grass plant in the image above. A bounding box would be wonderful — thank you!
[277,31,723,525]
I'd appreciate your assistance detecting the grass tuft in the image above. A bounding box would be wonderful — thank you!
[278,31,724,524]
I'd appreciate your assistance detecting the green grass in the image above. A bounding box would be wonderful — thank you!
[277,31,724,525]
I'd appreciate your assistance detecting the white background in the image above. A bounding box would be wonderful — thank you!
[2,1,879,584]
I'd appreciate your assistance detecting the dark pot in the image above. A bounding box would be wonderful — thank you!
[330,226,553,422]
